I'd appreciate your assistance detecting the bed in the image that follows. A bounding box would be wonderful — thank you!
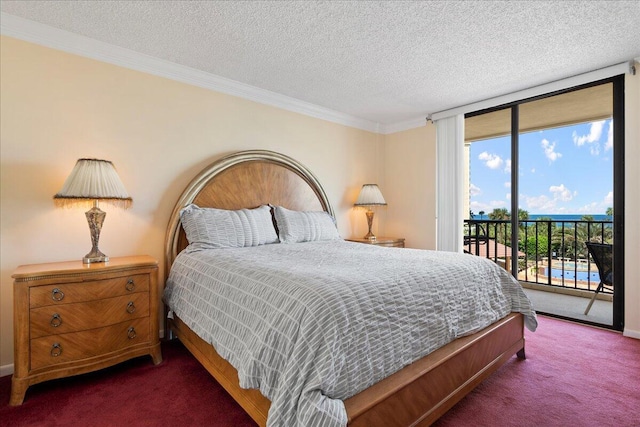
[164,149,536,427]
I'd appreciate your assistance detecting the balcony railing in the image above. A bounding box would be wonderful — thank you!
[463,219,613,294]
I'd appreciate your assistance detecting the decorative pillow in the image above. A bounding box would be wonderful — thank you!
[273,206,341,243]
[180,204,278,252]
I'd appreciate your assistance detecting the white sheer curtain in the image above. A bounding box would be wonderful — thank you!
[435,114,465,252]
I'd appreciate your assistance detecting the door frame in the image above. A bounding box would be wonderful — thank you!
[465,75,625,331]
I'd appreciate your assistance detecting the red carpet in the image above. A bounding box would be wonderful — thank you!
[2,315,639,427]
[433,315,640,427]
[0,340,255,427]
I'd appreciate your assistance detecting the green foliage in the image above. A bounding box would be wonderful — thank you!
[465,215,613,264]
[488,208,509,220]
[520,235,550,259]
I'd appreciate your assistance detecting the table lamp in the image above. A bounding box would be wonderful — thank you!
[354,184,387,241]
[54,158,132,263]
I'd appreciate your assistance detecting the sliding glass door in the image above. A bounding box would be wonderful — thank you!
[464,77,624,330]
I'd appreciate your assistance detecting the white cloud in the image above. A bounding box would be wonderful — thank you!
[470,200,509,214]
[504,159,511,174]
[572,120,607,156]
[604,120,613,151]
[520,184,577,214]
[522,194,556,212]
[575,192,613,214]
[478,152,504,169]
[504,182,511,188]
[549,184,575,202]
[531,168,536,173]
[541,139,562,162]
[469,201,485,212]
[469,183,481,197]
[572,120,605,146]
[577,202,599,213]
[604,191,613,205]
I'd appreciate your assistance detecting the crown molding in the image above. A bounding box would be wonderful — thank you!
[380,116,429,135]
[1,12,382,134]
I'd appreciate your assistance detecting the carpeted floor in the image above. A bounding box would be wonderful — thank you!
[433,315,640,427]
[2,315,639,427]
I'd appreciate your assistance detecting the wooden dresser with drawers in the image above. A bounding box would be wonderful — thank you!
[10,255,162,405]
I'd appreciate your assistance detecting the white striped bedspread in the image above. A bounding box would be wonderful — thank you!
[164,240,537,427]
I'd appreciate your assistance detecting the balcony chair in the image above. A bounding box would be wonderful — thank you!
[584,242,613,315]
[464,223,488,255]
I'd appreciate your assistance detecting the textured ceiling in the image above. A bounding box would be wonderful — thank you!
[2,1,640,127]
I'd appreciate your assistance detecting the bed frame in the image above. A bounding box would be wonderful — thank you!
[164,150,526,427]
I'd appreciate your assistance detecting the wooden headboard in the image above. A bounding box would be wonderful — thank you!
[164,150,334,277]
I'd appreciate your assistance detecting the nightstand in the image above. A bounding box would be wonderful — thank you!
[346,237,405,248]
[10,255,162,406]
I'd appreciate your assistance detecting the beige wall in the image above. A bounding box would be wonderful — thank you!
[0,37,382,369]
[383,125,437,250]
[624,67,640,339]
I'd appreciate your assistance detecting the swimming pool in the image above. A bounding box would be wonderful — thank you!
[545,267,600,282]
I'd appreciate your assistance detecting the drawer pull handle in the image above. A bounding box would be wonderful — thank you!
[126,301,136,314]
[125,279,135,292]
[50,343,62,357]
[127,327,136,339]
[51,288,65,301]
[50,313,63,327]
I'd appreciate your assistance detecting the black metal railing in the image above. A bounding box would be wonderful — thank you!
[463,219,613,294]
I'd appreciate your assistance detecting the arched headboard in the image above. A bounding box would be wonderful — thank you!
[164,150,334,277]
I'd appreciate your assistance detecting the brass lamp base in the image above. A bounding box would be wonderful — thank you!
[83,203,109,264]
[363,209,377,241]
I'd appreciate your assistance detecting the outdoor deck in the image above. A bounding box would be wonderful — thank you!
[523,286,613,326]
[463,218,615,327]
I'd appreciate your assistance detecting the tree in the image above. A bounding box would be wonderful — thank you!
[518,209,529,221]
[488,208,510,244]
[479,210,485,219]
[579,214,613,245]
[549,215,609,260]
[552,226,575,259]
[488,208,510,220]
[520,235,549,260]
[517,209,529,230]
[606,207,613,218]
[527,216,554,258]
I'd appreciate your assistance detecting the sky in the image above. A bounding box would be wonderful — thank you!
[469,119,614,216]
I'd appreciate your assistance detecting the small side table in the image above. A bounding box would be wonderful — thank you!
[346,237,405,248]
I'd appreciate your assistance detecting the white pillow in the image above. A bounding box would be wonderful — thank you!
[180,204,278,252]
[273,206,341,243]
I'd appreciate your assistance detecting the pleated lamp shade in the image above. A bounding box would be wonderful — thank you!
[54,159,132,208]
[354,184,387,207]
